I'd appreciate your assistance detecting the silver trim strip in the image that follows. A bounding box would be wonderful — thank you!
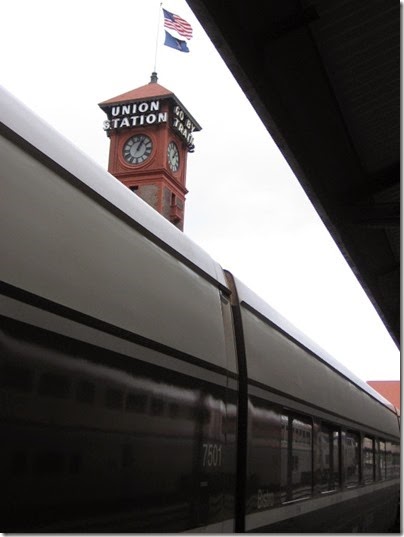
[245,479,400,531]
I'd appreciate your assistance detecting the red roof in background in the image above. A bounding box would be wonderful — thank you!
[367,380,401,410]
[99,81,174,106]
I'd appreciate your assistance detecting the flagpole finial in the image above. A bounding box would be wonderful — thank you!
[150,72,158,83]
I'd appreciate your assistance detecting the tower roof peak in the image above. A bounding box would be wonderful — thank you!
[99,78,174,107]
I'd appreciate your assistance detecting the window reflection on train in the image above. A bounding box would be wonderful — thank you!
[1,322,400,529]
[1,328,237,528]
[317,422,340,492]
[247,396,400,515]
[280,415,312,502]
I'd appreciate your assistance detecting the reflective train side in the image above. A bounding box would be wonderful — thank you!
[0,87,400,532]
[229,277,399,531]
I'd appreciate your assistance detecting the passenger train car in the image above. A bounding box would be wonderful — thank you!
[0,86,400,532]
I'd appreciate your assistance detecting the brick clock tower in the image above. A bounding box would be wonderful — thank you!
[99,73,201,230]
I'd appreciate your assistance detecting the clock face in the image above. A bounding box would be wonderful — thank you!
[167,141,180,172]
[123,134,153,164]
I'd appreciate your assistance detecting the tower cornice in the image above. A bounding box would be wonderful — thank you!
[99,78,201,133]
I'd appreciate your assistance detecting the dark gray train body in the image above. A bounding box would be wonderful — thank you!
[0,87,400,532]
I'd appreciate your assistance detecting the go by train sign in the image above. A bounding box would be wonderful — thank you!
[100,96,201,152]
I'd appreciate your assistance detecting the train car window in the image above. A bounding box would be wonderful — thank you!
[38,373,70,398]
[181,403,195,420]
[0,364,34,393]
[126,392,147,413]
[34,451,64,475]
[281,414,313,503]
[319,423,340,492]
[69,453,82,474]
[105,388,124,409]
[363,436,375,483]
[150,397,164,416]
[345,431,360,487]
[12,451,28,476]
[248,399,281,512]
[169,402,179,418]
[376,440,386,480]
[76,380,95,403]
[392,442,400,478]
[385,442,393,478]
[121,444,134,469]
[280,414,288,501]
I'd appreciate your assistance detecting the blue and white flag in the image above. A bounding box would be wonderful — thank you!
[164,30,190,53]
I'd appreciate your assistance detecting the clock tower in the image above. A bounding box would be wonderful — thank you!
[99,73,201,230]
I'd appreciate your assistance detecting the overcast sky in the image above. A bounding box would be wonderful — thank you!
[1,0,399,382]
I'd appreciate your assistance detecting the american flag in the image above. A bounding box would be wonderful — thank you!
[163,8,193,40]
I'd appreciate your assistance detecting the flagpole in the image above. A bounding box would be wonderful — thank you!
[153,1,163,76]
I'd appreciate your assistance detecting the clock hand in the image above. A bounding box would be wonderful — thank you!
[136,140,144,154]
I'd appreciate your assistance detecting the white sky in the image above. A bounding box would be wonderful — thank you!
[1,0,399,382]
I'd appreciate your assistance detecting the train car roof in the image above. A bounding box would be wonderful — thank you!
[234,275,397,413]
[0,85,227,291]
[1,86,397,416]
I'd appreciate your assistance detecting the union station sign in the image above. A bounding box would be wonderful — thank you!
[102,99,197,151]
